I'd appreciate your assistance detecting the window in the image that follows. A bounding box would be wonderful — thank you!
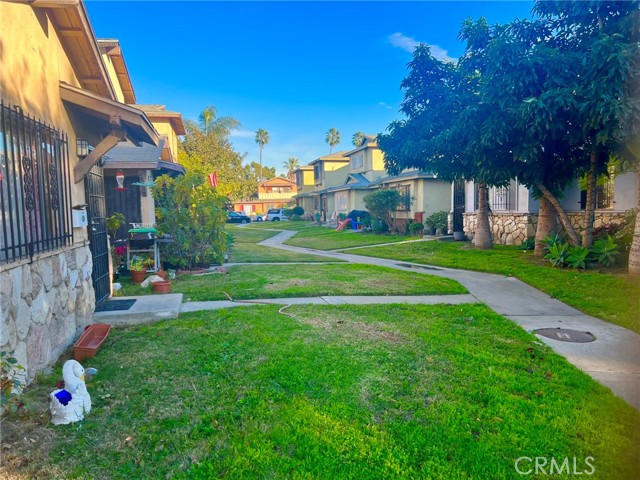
[314,164,322,185]
[395,185,411,211]
[0,102,73,263]
[580,182,614,210]
[336,192,347,211]
[351,153,364,170]
[492,186,510,210]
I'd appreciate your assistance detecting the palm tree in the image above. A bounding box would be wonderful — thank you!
[325,128,341,154]
[255,128,270,180]
[198,105,240,138]
[283,157,300,181]
[629,174,640,274]
[352,131,365,147]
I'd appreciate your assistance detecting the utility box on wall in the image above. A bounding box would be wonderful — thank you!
[72,207,88,228]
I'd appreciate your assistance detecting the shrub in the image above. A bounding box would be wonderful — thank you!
[292,206,304,216]
[153,173,227,270]
[544,241,570,267]
[1,351,25,413]
[371,218,389,234]
[590,235,620,267]
[424,211,448,232]
[364,189,404,233]
[408,221,425,236]
[516,237,535,251]
[289,214,304,221]
[567,246,589,269]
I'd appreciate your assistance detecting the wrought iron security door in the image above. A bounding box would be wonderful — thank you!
[453,180,465,232]
[85,163,110,304]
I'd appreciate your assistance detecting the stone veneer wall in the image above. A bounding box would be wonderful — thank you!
[0,244,94,384]
[463,211,628,245]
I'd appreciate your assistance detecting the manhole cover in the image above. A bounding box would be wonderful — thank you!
[95,299,137,312]
[534,328,595,343]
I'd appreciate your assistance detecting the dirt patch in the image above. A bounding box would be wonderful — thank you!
[0,411,63,479]
[296,313,404,344]
[264,279,312,290]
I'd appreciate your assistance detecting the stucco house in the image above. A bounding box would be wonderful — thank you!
[233,176,297,215]
[460,171,638,245]
[294,136,451,229]
[0,0,159,383]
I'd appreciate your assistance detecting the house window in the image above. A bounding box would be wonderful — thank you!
[0,102,73,264]
[314,164,322,185]
[580,182,614,210]
[296,172,303,189]
[351,153,364,170]
[492,186,510,210]
[336,192,348,211]
[395,185,411,211]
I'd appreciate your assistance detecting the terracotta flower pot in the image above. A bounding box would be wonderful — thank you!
[152,280,171,294]
[156,270,168,280]
[130,270,146,284]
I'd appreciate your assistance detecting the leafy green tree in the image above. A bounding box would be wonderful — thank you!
[255,128,270,180]
[153,173,227,270]
[352,131,365,147]
[363,189,404,233]
[533,0,640,248]
[283,157,300,180]
[179,106,249,201]
[325,128,341,154]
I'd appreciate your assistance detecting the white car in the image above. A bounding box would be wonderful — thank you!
[266,208,289,221]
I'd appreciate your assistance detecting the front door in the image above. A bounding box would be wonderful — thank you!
[452,180,465,232]
[85,164,110,304]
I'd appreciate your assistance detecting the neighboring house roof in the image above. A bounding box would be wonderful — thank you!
[324,173,373,193]
[135,104,186,135]
[345,135,378,156]
[293,165,313,173]
[374,169,438,185]
[309,151,350,165]
[97,39,136,104]
[260,176,296,187]
[40,0,117,100]
[102,138,185,175]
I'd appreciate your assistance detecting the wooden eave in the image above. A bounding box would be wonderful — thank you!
[38,0,117,100]
[98,39,136,104]
[143,112,186,136]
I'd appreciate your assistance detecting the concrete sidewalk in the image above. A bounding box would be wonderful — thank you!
[259,230,640,410]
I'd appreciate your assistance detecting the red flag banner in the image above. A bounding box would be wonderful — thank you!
[208,171,218,188]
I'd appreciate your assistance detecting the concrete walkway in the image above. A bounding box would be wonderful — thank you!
[259,230,640,410]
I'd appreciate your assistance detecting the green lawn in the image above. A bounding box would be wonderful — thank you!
[5,305,638,479]
[226,225,340,263]
[353,241,640,334]
[116,263,467,301]
[284,226,412,250]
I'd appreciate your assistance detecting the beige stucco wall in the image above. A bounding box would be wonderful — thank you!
[101,53,126,103]
[152,120,179,160]
[0,3,98,384]
[0,2,89,240]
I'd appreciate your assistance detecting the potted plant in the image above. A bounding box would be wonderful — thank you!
[152,280,171,294]
[129,257,147,284]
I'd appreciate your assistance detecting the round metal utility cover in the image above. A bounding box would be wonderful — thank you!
[534,328,595,343]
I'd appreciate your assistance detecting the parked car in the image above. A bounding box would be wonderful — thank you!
[253,213,267,222]
[226,211,251,224]
[266,208,289,221]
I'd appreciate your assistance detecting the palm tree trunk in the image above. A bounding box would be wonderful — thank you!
[474,182,493,249]
[535,182,581,246]
[534,195,557,257]
[582,150,597,248]
[259,145,263,181]
[628,171,640,274]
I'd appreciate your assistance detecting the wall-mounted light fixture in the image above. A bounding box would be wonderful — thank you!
[77,139,90,157]
[115,169,125,191]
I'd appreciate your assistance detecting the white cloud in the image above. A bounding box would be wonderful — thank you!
[388,32,454,63]
[378,102,393,111]
[230,129,256,138]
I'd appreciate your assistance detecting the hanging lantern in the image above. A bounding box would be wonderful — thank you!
[115,170,126,191]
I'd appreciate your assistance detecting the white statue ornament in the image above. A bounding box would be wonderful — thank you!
[49,359,92,425]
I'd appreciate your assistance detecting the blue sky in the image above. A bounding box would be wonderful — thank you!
[86,1,535,175]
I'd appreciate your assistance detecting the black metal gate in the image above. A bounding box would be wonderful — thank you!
[453,180,465,232]
[85,163,110,304]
